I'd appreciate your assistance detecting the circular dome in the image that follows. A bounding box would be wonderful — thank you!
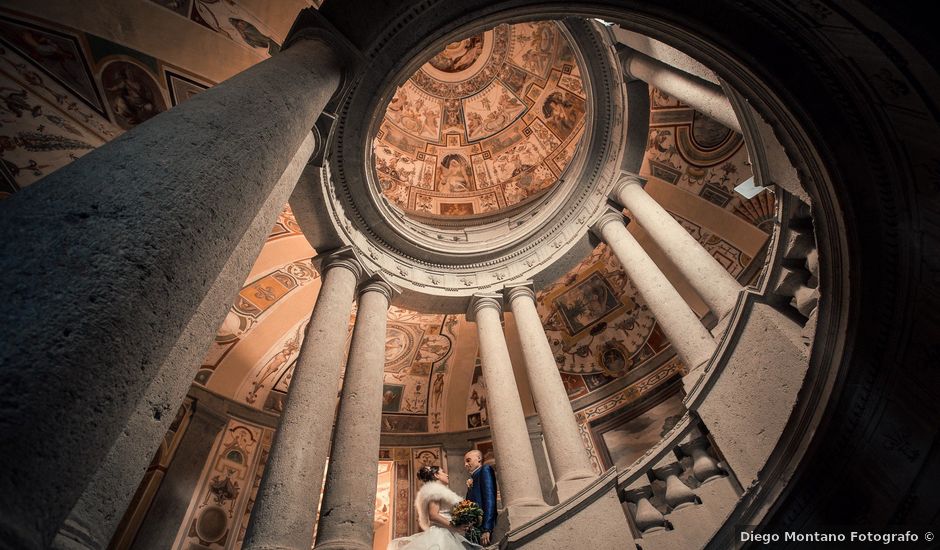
[306,17,631,308]
[373,22,587,221]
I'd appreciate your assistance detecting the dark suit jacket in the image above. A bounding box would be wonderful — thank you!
[465,464,498,533]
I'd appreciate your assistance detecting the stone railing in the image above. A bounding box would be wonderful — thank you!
[615,414,739,548]
[767,196,819,339]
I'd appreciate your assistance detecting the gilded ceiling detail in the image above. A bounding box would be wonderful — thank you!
[373,22,586,218]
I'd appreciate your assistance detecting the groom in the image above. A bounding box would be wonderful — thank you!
[464,449,497,546]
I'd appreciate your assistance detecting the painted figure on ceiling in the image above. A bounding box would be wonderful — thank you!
[519,24,553,75]
[429,34,484,73]
[542,91,578,136]
[103,63,164,128]
[439,154,472,193]
[229,17,280,55]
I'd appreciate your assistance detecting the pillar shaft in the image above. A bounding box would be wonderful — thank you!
[315,280,394,550]
[594,213,716,370]
[622,49,740,133]
[613,176,743,318]
[0,34,341,548]
[470,295,547,509]
[505,285,595,495]
[55,132,317,550]
[243,254,361,550]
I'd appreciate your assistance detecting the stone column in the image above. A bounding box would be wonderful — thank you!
[592,211,716,371]
[621,49,740,133]
[0,19,346,547]
[468,295,547,523]
[55,131,317,550]
[504,283,595,501]
[243,251,363,550]
[611,174,743,319]
[315,278,396,550]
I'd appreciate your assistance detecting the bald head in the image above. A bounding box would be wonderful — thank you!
[464,449,483,473]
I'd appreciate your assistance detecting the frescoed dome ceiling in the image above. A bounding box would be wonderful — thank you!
[373,22,587,219]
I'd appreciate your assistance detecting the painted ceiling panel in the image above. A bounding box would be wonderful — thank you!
[373,22,586,218]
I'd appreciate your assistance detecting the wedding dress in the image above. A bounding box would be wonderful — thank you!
[387,480,483,550]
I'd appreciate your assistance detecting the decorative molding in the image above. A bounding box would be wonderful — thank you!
[610,170,646,200]
[466,293,503,321]
[359,274,401,303]
[503,281,537,305]
[588,205,629,238]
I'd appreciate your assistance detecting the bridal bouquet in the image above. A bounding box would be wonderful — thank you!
[450,499,484,544]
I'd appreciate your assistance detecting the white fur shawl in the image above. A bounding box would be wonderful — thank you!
[415,481,462,531]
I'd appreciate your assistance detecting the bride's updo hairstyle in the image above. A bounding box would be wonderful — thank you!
[417,465,441,483]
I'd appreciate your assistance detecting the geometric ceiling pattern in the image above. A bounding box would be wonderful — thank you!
[373,22,586,218]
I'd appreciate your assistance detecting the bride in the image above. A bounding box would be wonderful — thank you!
[387,465,483,550]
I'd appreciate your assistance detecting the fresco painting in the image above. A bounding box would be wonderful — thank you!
[466,361,488,429]
[554,272,623,336]
[598,391,685,470]
[382,384,405,412]
[374,21,586,217]
[190,0,280,55]
[0,16,104,114]
[100,59,167,129]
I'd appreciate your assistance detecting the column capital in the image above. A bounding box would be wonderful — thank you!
[611,171,646,202]
[358,275,399,304]
[283,9,362,65]
[316,246,365,282]
[467,293,503,322]
[589,205,631,239]
[503,281,537,305]
[617,47,641,81]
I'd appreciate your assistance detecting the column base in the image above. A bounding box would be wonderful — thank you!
[682,359,711,393]
[555,476,595,502]
[314,539,372,550]
[506,501,551,529]
[502,473,636,550]
[51,519,97,550]
[709,309,734,339]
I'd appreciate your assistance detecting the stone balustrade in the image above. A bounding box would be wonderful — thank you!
[613,415,734,546]
[769,198,820,339]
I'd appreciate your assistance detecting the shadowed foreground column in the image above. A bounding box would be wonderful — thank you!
[315,278,396,550]
[0,29,342,547]
[469,294,547,525]
[611,174,743,319]
[243,252,362,550]
[592,210,716,372]
[505,283,596,501]
[56,131,317,550]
